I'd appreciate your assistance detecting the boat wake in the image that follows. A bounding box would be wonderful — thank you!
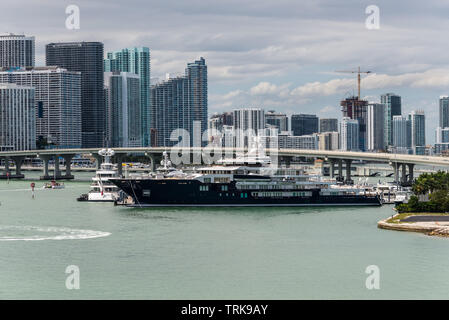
[0,225,111,241]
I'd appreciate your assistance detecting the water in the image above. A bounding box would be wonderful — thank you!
[1,173,449,299]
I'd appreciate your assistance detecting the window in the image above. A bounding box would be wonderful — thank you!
[199,185,209,191]
[142,190,151,197]
[221,185,228,191]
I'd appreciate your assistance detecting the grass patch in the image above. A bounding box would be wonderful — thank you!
[386,212,449,224]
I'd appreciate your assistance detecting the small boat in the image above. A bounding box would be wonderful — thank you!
[394,190,412,205]
[43,180,65,189]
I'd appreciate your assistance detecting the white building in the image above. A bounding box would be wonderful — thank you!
[104,72,142,147]
[233,108,265,148]
[318,131,339,150]
[340,117,359,151]
[0,83,35,151]
[0,66,81,148]
[366,103,385,151]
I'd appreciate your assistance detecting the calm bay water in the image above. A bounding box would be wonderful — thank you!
[1,173,449,299]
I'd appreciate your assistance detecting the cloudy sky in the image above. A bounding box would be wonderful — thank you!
[2,0,449,143]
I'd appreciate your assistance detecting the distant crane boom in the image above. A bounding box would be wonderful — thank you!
[335,66,371,99]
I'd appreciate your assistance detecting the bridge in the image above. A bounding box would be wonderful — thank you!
[0,147,447,185]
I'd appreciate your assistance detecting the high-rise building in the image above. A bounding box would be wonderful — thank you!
[392,115,411,149]
[186,57,208,146]
[208,112,234,145]
[233,108,265,148]
[265,110,288,132]
[291,114,318,136]
[366,103,385,151]
[0,67,82,148]
[150,58,207,147]
[104,47,151,146]
[436,126,449,144]
[340,117,359,151]
[409,110,425,153]
[104,72,141,147]
[439,96,449,129]
[0,83,35,151]
[319,118,338,133]
[318,132,339,150]
[278,133,319,150]
[46,42,104,148]
[381,93,401,146]
[340,97,368,151]
[0,33,35,68]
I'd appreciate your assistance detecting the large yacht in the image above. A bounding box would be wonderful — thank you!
[109,154,381,207]
[77,149,121,202]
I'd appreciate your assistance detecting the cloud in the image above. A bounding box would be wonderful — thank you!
[2,0,449,143]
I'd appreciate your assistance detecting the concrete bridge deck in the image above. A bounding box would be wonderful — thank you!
[0,147,447,184]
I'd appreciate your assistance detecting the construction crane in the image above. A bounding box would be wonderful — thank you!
[335,67,371,99]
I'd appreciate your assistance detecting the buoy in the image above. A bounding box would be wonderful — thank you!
[31,182,35,199]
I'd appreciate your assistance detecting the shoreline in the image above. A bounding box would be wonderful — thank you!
[378,213,449,237]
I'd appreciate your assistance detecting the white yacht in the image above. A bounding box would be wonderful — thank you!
[77,149,121,202]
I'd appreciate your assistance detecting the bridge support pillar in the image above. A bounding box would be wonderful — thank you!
[329,159,336,179]
[391,162,399,184]
[39,155,51,180]
[408,163,415,184]
[284,156,291,168]
[345,159,353,185]
[146,153,162,173]
[54,155,62,179]
[115,153,125,177]
[10,156,25,178]
[62,154,75,179]
[0,157,12,179]
[401,163,407,186]
[337,159,344,182]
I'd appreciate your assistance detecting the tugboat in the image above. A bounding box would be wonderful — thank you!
[77,148,121,202]
[109,151,382,208]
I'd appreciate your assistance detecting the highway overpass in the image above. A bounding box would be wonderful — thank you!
[0,147,447,184]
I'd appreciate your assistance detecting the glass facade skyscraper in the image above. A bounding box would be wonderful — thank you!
[381,93,401,147]
[46,42,105,148]
[392,115,411,149]
[319,118,338,133]
[150,58,208,147]
[439,96,449,129]
[409,110,425,153]
[291,114,319,136]
[186,57,208,146]
[104,47,151,146]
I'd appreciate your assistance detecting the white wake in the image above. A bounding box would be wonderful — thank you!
[0,225,111,241]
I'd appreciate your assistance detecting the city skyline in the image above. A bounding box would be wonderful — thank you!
[2,0,449,143]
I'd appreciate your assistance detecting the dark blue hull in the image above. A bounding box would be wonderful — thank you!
[110,178,382,207]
